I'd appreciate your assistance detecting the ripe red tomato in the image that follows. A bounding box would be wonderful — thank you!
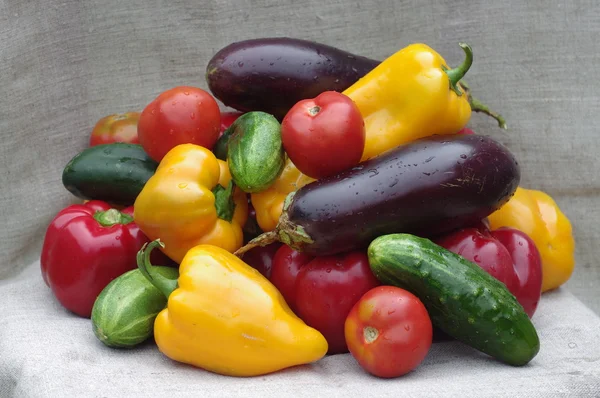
[281,91,365,179]
[137,86,221,162]
[345,286,433,378]
[89,112,140,146]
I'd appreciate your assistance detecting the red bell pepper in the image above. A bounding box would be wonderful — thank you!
[243,242,282,279]
[270,244,380,354]
[40,200,171,318]
[434,223,543,318]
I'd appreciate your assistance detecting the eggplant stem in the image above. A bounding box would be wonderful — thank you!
[234,231,278,258]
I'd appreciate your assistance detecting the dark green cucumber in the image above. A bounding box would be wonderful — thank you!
[91,266,178,348]
[226,111,285,193]
[62,143,158,205]
[368,233,540,366]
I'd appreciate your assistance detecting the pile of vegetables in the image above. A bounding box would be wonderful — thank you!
[41,37,576,379]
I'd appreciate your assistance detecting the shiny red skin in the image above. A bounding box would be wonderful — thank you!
[219,111,243,136]
[345,286,433,378]
[457,127,475,135]
[281,91,365,179]
[491,227,543,317]
[137,86,221,162]
[269,245,313,314]
[242,242,282,279]
[40,200,169,318]
[270,245,380,354]
[435,225,543,317]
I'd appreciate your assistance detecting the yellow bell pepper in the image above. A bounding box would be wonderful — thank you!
[345,42,473,161]
[133,144,248,264]
[487,187,575,292]
[251,157,315,232]
[137,240,328,377]
[252,42,473,231]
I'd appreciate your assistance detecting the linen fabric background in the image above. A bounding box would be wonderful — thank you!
[1,0,599,396]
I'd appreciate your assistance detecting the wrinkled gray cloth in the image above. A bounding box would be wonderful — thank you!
[1,0,599,396]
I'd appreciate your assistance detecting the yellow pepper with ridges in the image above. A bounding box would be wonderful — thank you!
[133,143,248,264]
[487,187,576,292]
[137,240,328,377]
[252,42,474,232]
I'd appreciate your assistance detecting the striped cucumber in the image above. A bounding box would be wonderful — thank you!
[91,265,178,348]
[367,233,540,366]
[226,111,285,193]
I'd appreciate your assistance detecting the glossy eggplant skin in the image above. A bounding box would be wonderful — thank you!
[206,37,379,120]
[286,134,521,256]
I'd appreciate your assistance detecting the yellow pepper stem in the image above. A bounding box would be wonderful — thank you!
[460,80,508,129]
[443,42,473,96]
[137,239,178,299]
[212,180,236,222]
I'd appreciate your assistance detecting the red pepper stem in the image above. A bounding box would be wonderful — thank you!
[93,208,134,227]
[444,43,473,96]
[137,239,177,299]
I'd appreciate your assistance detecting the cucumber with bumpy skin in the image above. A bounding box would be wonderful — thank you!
[227,111,285,193]
[91,266,178,348]
[367,233,540,366]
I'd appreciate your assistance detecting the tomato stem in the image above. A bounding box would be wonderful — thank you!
[364,326,379,344]
[308,106,321,116]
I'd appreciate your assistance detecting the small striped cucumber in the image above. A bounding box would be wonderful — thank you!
[91,266,178,348]
[226,111,285,193]
[367,233,540,366]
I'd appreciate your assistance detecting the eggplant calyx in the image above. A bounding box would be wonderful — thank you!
[233,193,314,258]
[276,213,314,250]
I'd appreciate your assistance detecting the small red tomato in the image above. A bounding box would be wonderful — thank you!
[137,86,221,162]
[281,91,365,179]
[345,286,433,378]
[89,112,140,146]
[219,111,243,136]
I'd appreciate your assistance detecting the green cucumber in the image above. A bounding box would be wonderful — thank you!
[91,266,178,348]
[368,233,540,366]
[226,111,285,193]
[62,143,158,205]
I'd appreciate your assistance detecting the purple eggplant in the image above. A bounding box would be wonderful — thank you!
[235,133,520,257]
[205,37,378,120]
